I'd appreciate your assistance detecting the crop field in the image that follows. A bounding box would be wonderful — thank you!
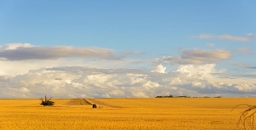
[0,98,255,130]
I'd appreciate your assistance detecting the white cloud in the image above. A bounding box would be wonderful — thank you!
[199,34,214,39]
[192,81,205,88]
[20,87,30,93]
[0,65,255,98]
[143,81,161,89]
[132,92,149,98]
[218,35,250,42]
[192,34,250,42]
[247,33,256,37]
[175,64,218,75]
[0,43,33,51]
[109,90,125,97]
[151,64,166,73]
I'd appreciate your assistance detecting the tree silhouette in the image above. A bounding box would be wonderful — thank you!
[40,95,54,106]
[232,104,256,130]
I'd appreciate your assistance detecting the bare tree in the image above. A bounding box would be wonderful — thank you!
[232,104,256,130]
[40,95,54,106]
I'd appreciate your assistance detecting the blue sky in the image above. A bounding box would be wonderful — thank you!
[0,1,256,98]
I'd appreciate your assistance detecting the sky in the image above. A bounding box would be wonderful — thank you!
[0,0,256,98]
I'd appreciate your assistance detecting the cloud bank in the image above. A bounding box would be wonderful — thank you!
[154,49,231,64]
[1,65,255,98]
[0,43,254,98]
[0,43,113,60]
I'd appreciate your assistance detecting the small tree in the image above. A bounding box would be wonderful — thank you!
[40,95,54,106]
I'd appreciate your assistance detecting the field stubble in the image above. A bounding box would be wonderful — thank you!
[0,98,254,130]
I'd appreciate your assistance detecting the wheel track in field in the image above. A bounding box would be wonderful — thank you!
[65,98,92,105]
[86,99,122,108]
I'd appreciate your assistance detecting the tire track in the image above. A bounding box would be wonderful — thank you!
[86,99,122,108]
[65,98,92,105]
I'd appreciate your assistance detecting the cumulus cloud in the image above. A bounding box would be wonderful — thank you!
[0,67,166,98]
[20,87,30,93]
[0,64,255,98]
[192,81,205,88]
[0,75,10,82]
[173,64,256,95]
[192,34,250,42]
[0,43,114,60]
[155,49,231,64]
[151,64,166,73]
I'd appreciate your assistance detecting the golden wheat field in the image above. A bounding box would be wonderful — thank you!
[0,98,255,130]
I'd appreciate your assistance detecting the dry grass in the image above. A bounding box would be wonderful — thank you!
[0,98,255,130]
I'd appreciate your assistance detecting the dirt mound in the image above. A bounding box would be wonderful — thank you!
[65,98,92,105]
